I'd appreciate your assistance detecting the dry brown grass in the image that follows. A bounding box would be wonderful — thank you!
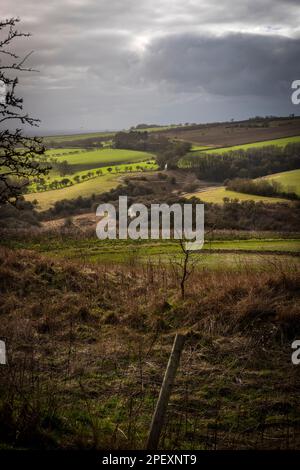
[0,247,299,449]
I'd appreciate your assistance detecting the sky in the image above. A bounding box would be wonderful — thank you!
[2,0,300,134]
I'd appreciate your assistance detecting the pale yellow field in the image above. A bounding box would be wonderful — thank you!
[187,187,288,204]
[264,169,300,196]
[25,173,120,210]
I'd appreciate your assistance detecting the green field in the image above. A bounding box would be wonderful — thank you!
[64,160,157,180]
[189,135,300,157]
[135,125,174,132]
[28,159,157,193]
[186,169,300,204]
[187,186,289,204]
[4,237,300,270]
[25,173,120,210]
[46,148,82,155]
[264,169,300,196]
[18,251,300,271]
[43,131,115,145]
[25,148,158,209]
[25,138,300,209]
[46,148,155,167]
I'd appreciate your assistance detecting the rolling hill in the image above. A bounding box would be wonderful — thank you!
[187,169,300,204]
[264,169,300,196]
[46,148,155,169]
[162,117,300,147]
[186,186,289,204]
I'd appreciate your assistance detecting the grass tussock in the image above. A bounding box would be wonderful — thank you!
[0,247,299,450]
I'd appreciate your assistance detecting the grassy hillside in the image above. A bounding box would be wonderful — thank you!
[187,187,289,204]
[190,135,300,157]
[25,148,157,209]
[25,173,120,210]
[188,169,300,204]
[264,169,300,196]
[43,131,115,145]
[162,117,300,146]
[3,116,300,452]
[28,160,157,191]
[4,236,300,268]
[42,125,176,146]
[0,246,299,450]
[46,148,155,167]
[42,118,300,149]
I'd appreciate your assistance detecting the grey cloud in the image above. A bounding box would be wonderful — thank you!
[1,0,300,132]
[139,33,300,97]
[4,0,300,43]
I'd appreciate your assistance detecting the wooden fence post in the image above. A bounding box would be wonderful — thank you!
[146,333,186,450]
[0,340,6,365]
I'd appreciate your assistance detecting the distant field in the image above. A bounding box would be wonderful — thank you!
[26,147,157,208]
[42,126,176,145]
[163,118,300,147]
[46,148,155,167]
[69,160,157,179]
[28,160,157,193]
[135,125,174,132]
[187,187,289,204]
[26,159,157,210]
[43,128,173,143]
[189,135,300,157]
[25,173,120,210]
[190,144,212,151]
[205,135,300,154]
[43,131,115,145]
[186,169,300,204]
[264,169,300,196]
[42,118,300,149]
[46,148,81,155]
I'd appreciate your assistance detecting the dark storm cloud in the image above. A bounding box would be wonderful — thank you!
[139,33,300,97]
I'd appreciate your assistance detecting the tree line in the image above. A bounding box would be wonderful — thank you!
[182,144,300,182]
[114,131,191,168]
[225,177,299,200]
[114,130,170,152]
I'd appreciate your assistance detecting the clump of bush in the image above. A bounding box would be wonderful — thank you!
[225,177,299,200]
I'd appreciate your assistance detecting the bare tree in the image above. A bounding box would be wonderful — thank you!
[179,239,195,299]
[0,17,49,205]
[172,226,216,299]
[170,238,198,300]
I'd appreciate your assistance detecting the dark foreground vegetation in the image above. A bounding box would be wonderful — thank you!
[1,188,300,233]
[0,247,299,449]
